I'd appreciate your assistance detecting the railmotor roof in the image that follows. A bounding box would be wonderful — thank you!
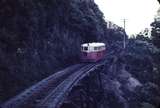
[81,42,105,47]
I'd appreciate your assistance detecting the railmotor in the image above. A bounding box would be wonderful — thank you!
[81,42,106,62]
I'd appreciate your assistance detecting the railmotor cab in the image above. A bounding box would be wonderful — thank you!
[81,42,106,62]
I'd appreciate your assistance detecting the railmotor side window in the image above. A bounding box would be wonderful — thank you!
[94,47,98,50]
[84,47,88,51]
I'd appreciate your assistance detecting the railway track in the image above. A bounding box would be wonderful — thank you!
[1,64,85,108]
[38,64,99,108]
[1,62,104,108]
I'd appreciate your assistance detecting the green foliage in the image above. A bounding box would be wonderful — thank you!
[151,21,160,48]
[0,0,113,102]
[136,34,151,42]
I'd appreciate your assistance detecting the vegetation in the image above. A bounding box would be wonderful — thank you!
[100,34,160,108]
[151,21,160,48]
[0,0,126,102]
[0,0,160,108]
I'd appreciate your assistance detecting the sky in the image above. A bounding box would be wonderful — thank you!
[94,0,159,36]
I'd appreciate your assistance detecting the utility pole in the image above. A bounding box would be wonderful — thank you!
[122,19,127,49]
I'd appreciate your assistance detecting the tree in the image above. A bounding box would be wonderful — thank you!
[151,21,160,48]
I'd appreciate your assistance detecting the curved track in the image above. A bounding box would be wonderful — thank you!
[1,62,105,108]
[1,64,85,108]
[38,64,99,108]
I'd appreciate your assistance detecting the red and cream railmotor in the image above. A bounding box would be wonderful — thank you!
[81,42,106,62]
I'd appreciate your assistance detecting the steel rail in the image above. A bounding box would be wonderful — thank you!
[38,63,102,108]
[1,64,84,108]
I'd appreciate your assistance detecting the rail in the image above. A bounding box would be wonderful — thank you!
[1,62,105,108]
[1,64,84,108]
[38,63,103,108]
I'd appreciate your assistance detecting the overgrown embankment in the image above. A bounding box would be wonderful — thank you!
[0,0,123,102]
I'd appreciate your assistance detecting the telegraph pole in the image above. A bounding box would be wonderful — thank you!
[122,19,127,49]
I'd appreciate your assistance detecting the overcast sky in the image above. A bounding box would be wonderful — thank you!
[94,0,159,36]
